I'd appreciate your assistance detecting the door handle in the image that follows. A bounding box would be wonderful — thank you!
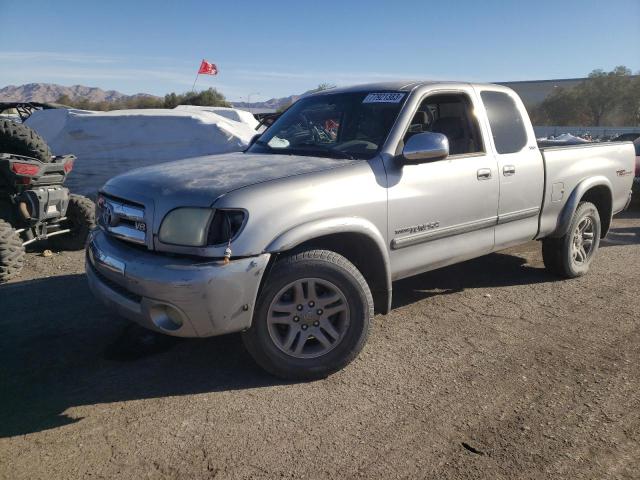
[503,165,516,176]
[477,168,492,180]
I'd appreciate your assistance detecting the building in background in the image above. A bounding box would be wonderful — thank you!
[498,78,584,106]
[500,76,639,108]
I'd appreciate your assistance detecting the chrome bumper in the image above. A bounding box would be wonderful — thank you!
[86,229,270,337]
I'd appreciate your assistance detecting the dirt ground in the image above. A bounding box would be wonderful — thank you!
[1,209,639,480]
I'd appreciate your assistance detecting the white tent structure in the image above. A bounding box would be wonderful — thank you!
[26,107,258,196]
[174,105,259,129]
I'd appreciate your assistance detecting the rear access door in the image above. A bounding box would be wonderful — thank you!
[475,87,544,249]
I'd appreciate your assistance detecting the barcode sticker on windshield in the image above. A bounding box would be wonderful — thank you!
[363,93,405,103]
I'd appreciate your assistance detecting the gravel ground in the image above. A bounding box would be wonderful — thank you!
[1,209,638,479]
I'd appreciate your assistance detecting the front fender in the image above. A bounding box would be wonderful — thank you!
[265,217,385,252]
[551,175,612,238]
[265,216,392,306]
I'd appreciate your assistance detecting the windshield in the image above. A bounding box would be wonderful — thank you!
[248,91,407,160]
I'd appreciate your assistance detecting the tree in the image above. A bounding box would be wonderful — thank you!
[165,88,231,108]
[620,74,640,125]
[55,94,73,106]
[532,66,639,127]
[576,66,632,126]
[163,92,179,109]
[313,83,336,92]
[55,88,231,111]
[533,87,587,126]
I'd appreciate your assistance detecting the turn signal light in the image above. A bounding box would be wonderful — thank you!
[207,210,246,245]
[11,162,41,176]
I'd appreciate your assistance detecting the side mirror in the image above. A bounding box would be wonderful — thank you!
[402,132,449,164]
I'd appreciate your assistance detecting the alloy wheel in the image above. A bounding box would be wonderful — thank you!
[267,277,350,359]
[571,216,595,265]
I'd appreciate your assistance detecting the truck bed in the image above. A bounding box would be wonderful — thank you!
[537,142,635,238]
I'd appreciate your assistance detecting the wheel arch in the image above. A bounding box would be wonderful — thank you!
[265,217,392,314]
[552,176,613,239]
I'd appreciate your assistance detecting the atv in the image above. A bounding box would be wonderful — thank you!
[0,118,95,282]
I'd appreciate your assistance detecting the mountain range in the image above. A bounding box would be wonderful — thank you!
[0,83,159,104]
[0,82,295,110]
[232,94,301,111]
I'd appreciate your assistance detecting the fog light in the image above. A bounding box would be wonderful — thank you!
[149,304,184,332]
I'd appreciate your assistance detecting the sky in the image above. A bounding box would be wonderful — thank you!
[1,0,639,103]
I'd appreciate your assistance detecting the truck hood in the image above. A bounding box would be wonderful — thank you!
[101,151,356,207]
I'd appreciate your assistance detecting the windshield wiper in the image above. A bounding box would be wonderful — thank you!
[293,143,356,160]
[323,146,356,160]
[254,140,357,160]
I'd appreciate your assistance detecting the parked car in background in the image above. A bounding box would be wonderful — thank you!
[86,81,636,380]
[0,102,66,124]
[614,132,640,143]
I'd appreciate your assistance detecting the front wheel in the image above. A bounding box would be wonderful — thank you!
[242,249,373,380]
[542,201,601,278]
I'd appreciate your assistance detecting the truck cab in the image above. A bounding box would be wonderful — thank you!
[382,84,545,278]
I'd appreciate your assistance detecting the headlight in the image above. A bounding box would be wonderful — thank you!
[159,208,213,246]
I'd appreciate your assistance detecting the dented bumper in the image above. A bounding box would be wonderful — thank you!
[85,229,269,337]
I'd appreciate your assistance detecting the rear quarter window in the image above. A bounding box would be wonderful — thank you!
[481,91,528,154]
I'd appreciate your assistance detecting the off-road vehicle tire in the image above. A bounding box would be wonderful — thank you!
[49,194,96,251]
[242,249,373,380]
[0,119,52,162]
[542,201,601,278]
[0,219,25,283]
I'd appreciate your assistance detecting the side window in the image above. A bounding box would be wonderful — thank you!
[403,93,484,156]
[480,91,528,154]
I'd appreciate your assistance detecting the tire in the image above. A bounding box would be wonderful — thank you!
[49,194,96,251]
[0,219,25,283]
[542,201,601,278]
[0,119,52,162]
[242,249,373,380]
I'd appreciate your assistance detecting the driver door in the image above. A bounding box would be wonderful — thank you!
[385,90,500,280]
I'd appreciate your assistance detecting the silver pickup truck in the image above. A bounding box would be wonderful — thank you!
[86,81,635,379]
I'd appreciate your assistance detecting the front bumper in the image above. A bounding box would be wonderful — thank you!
[86,229,270,337]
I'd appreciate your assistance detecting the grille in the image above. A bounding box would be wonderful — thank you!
[97,195,147,246]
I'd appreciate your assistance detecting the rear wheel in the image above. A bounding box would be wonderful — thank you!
[0,119,52,162]
[242,249,373,380]
[542,201,601,278]
[49,194,96,251]
[0,219,25,283]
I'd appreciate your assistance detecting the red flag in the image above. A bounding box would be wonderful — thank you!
[198,59,218,75]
